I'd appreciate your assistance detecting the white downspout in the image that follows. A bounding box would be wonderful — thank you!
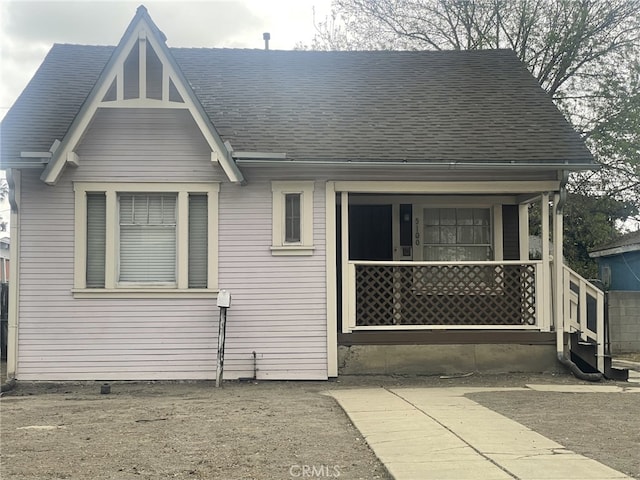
[6,169,20,380]
[552,193,564,358]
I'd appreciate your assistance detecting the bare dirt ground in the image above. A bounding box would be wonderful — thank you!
[1,372,638,480]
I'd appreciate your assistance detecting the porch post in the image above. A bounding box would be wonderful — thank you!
[340,192,350,333]
[518,203,529,261]
[552,194,565,351]
[540,193,551,330]
[325,182,338,377]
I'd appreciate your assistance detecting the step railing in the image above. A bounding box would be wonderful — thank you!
[563,265,605,372]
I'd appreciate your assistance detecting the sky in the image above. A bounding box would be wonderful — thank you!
[0,0,333,119]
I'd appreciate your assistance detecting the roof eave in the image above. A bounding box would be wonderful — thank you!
[234,158,599,171]
[590,244,640,258]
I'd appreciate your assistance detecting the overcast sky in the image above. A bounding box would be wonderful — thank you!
[0,0,332,119]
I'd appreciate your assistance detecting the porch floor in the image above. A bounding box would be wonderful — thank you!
[327,386,634,480]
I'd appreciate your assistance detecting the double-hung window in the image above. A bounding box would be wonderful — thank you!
[75,183,218,296]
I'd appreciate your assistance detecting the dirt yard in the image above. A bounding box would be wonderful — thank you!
[1,373,638,479]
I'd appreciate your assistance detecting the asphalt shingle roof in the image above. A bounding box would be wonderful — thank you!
[1,44,594,167]
[591,230,640,254]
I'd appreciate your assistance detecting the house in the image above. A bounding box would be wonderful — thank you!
[590,230,640,292]
[590,230,640,353]
[0,6,625,381]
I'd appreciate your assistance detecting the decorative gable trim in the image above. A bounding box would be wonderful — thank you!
[40,6,244,186]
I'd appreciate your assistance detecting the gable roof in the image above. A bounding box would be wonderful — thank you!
[1,16,595,176]
[590,230,640,258]
[29,6,243,185]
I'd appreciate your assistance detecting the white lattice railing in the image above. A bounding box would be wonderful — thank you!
[343,261,545,332]
[563,265,605,372]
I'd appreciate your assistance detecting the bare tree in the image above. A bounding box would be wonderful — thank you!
[310,0,640,210]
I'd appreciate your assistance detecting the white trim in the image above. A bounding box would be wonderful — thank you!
[351,325,542,331]
[519,203,530,261]
[340,192,350,334]
[177,191,189,289]
[349,260,542,266]
[7,169,20,379]
[325,181,338,377]
[493,204,503,261]
[271,181,315,256]
[540,193,552,331]
[71,288,218,299]
[41,13,244,185]
[333,180,560,194]
[270,246,316,256]
[73,182,219,295]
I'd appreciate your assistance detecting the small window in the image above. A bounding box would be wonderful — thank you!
[86,193,106,287]
[271,181,315,256]
[284,193,301,243]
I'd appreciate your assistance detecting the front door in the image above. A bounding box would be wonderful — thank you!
[348,205,393,261]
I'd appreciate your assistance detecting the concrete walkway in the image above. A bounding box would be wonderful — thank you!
[327,386,639,480]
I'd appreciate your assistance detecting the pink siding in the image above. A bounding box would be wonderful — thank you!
[17,108,328,380]
[219,176,327,379]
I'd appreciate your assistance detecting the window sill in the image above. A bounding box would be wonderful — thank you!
[72,288,219,299]
[270,246,315,256]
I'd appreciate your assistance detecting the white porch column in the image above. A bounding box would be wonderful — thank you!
[518,203,529,261]
[552,194,565,352]
[540,193,551,331]
[325,182,338,377]
[340,192,350,333]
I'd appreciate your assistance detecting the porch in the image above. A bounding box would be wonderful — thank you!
[326,181,623,378]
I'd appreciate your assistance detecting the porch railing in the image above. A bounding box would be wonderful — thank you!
[563,265,605,372]
[344,261,543,331]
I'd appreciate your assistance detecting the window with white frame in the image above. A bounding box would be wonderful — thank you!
[271,181,314,255]
[75,183,218,295]
[420,207,492,261]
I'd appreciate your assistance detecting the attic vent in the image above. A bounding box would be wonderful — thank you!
[101,33,184,104]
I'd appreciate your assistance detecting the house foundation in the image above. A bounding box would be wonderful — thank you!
[338,344,560,375]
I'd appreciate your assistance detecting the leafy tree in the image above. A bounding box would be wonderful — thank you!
[529,193,638,277]
[310,0,640,217]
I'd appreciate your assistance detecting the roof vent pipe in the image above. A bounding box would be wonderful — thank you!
[263,32,270,50]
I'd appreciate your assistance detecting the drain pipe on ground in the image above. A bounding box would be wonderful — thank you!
[554,180,602,382]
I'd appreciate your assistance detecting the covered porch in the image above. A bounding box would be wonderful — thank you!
[324,180,608,375]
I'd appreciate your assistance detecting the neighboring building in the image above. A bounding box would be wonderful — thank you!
[0,7,620,380]
[590,230,640,354]
[590,230,640,292]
